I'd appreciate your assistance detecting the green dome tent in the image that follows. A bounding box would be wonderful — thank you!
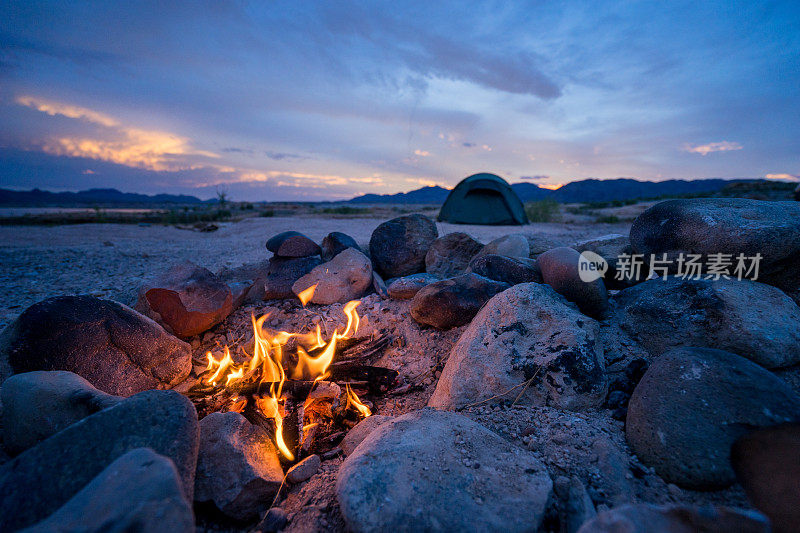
[437,173,528,225]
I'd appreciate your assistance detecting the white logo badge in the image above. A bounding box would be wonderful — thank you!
[578,251,608,283]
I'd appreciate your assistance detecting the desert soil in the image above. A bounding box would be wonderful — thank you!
[0,214,631,328]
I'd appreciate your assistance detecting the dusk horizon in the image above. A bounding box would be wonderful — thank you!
[2,1,799,201]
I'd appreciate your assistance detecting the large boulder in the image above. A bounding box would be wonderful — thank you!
[429,283,606,411]
[195,412,284,521]
[266,231,321,258]
[425,232,483,278]
[292,247,373,304]
[336,409,552,533]
[576,503,769,533]
[22,448,194,533]
[387,273,439,300]
[611,277,800,368]
[410,273,510,329]
[468,254,542,285]
[321,231,362,261]
[0,389,199,531]
[732,424,800,533]
[135,261,243,338]
[626,347,800,489]
[1,296,191,396]
[260,256,322,300]
[537,247,609,318]
[630,198,800,291]
[2,371,122,455]
[369,214,438,278]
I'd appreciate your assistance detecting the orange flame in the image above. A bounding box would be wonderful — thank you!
[345,384,372,418]
[201,299,363,460]
[297,283,318,306]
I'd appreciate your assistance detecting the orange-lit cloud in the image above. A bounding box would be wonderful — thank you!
[682,141,742,156]
[765,173,800,182]
[17,95,218,171]
[414,149,430,157]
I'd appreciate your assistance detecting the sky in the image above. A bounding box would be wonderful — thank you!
[0,1,798,201]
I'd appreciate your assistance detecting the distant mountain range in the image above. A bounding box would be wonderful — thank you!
[348,178,764,204]
[0,188,205,206]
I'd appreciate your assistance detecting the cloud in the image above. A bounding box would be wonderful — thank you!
[682,141,743,156]
[413,149,430,156]
[765,173,800,182]
[520,175,549,180]
[265,150,308,161]
[17,95,219,171]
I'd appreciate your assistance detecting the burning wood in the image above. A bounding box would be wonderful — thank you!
[186,285,391,462]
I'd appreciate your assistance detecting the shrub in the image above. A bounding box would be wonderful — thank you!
[525,199,561,223]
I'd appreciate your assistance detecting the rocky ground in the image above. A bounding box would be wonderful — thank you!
[1,199,799,532]
[0,214,630,328]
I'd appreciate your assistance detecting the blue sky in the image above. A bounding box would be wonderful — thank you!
[1,1,798,200]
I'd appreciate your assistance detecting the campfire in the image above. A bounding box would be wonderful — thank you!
[186,283,393,463]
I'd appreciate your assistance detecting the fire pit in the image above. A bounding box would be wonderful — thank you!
[185,284,395,463]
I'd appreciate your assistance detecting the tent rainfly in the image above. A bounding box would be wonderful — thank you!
[437,173,529,225]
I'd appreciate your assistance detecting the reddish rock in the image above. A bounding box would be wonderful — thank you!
[136,261,240,338]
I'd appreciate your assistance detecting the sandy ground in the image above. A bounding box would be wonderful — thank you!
[0,215,632,328]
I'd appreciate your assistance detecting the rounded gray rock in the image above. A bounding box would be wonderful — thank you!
[1,296,191,396]
[22,448,194,533]
[0,389,199,531]
[195,412,284,521]
[611,277,800,368]
[468,254,542,285]
[292,247,373,304]
[2,371,122,455]
[369,214,438,278]
[537,247,609,319]
[630,198,800,292]
[425,232,483,278]
[410,273,510,329]
[266,231,321,258]
[321,231,362,261]
[386,273,439,300]
[341,415,394,456]
[626,347,800,489]
[429,283,606,411]
[577,503,769,533]
[336,409,552,533]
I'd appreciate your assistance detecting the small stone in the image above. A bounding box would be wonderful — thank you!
[473,233,530,260]
[292,248,373,304]
[468,254,542,285]
[425,232,483,278]
[387,273,439,300]
[286,454,322,484]
[255,507,289,533]
[266,231,321,258]
[321,232,361,261]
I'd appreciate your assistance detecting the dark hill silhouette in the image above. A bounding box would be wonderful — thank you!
[0,188,204,206]
[348,178,764,204]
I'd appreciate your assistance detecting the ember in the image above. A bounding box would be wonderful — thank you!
[188,285,372,462]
